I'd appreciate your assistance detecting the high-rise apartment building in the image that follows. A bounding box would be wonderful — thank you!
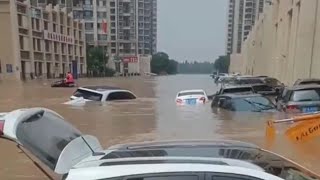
[225,0,265,55]
[0,0,86,81]
[71,0,156,74]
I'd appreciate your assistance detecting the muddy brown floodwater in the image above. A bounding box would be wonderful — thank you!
[0,74,320,179]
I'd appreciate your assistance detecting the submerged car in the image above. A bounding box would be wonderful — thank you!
[293,78,320,86]
[276,85,320,113]
[211,94,277,112]
[0,108,319,180]
[176,89,208,105]
[70,86,137,102]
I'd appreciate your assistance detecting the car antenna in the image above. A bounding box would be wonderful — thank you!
[81,136,105,156]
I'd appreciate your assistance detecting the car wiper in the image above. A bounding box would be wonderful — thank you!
[243,99,274,111]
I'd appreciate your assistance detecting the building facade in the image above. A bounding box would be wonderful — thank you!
[0,0,86,81]
[225,0,265,54]
[230,0,320,85]
[71,0,156,75]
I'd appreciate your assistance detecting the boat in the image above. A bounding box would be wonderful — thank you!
[51,80,76,88]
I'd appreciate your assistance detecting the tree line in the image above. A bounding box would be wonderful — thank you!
[86,47,230,76]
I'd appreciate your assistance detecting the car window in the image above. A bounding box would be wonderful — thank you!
[252,85,273,92]
[73,89,102,101]
[178,91,205,96]
[231,97,274,111]
[107,92,136,101]
[127,175,199,180]
[212,175,262,180]
[222,88,253,94]
[299,81,320,85]
[291,89,320,102]
[236,79,264,84]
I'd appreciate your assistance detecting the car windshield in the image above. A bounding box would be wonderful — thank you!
[178,91,205,96]
[73,89,103,101]
[222,88,253,94]
[231,96,275,111]
[291,89,320,102]
[16,110,81,170]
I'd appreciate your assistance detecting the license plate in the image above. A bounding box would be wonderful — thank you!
[186,99,197,105]
[302,107,318,113]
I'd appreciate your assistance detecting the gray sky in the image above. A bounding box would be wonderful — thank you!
[157,0,228,62]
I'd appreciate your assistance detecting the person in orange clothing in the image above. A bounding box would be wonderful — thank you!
[65,72,75,84]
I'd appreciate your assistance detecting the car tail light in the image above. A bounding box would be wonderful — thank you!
[176,99,183,103]
[199,97,206,103]
[0,120,4,136]
[286,105,300,112]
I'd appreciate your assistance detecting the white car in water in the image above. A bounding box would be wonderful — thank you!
[175,89,208,105]
[0,108,319,180]
[65,86,137,105]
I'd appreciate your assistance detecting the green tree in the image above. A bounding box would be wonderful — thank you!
[151,52,178,74]
[86,47,112,77]
[214,55,230,73]
[166,59,178,74]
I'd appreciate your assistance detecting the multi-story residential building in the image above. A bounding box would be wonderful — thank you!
[72,0,156,75]
[225,0,265,54]
[0,0,86,81]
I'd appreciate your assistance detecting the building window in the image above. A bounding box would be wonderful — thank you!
[111,36,116,40]
[0,60,2,73]
[110,1,115,7]
[53,24,57,32]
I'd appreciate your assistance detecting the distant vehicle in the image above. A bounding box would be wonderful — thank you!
[276,84,320,113]
[0,108,319,180]
[251,83,277,96]
[293,78,320,86]
[216,84,255,95]
[211,94,277,112]
[70,86,137,102]
[176,89,208,105]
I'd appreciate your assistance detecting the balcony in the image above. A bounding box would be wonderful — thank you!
[32,31,43,38]
[34,52,44,60]
[17,4,27,14]
[45,54,52,61]
[19,28,28,36]
[20,51,30,60]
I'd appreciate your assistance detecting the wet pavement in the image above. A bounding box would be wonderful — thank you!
[0,74,320,179]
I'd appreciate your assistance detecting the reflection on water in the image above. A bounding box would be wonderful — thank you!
[0,75,320,179]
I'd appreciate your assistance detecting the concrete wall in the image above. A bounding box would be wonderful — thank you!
[232,0,320,85]
[229,53,244,74]
[0,0,20,81]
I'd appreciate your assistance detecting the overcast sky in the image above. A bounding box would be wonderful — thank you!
[157,0,228,62]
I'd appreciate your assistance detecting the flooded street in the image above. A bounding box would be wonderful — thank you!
[0,74,320,179]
